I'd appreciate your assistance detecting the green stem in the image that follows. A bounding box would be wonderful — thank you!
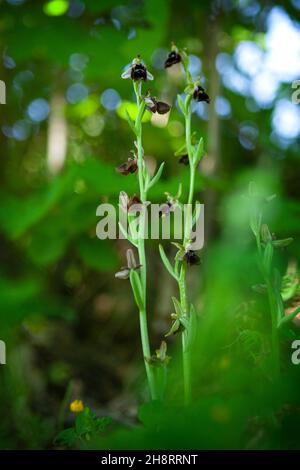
[184,97,195,242]
[177,98,197,405]
[267,280,280,378]
[133,81,157,400]
[179,263,191,404]
[256,233,280,378]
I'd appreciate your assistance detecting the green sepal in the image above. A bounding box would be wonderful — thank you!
[272,238,293,248]
[263,242,274,274]
[172,296,184,317]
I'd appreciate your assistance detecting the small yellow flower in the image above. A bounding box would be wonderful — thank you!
[70,399,84,413]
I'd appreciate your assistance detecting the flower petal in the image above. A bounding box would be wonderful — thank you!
[115,268,130,279]
[146,70,154,80]
[121,67,132,79]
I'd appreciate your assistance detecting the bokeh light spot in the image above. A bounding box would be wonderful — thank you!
[69,53,89,71]
[67,0,85,18]
[43,0,69,16]
[272,99,300,140]
[82,113,104,137]
[66,83,88,104]
[215,96,231,118]
[239,122,258,150]
[27,98,50,122]
[168,120,184,137]
[12,120,31,141]
[101,89,121,111]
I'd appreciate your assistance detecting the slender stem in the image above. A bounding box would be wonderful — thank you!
[184,98,195,243]
[178,263,191,404]
[182,333,191,404]
[267,280,280,378]
[178,98,197,404]
[133,81,157,399]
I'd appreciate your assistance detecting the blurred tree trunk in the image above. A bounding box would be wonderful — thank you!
[47,93,67,175]
[203,15,221,241]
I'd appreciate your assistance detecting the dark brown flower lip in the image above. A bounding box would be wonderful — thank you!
[116,157,138,175]
[131,63,147,81]
[156,101,171,114]
[119,192,146,212]
[121,57,154,81]
[178,154,189,166]
[164,50,182,68]
[184,250,200,266]
[145,96,171,115]
[193,86,210,103]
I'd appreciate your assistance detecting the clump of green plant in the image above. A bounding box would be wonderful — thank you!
[55,402,111,448]
[115,55,170,400]
[248,182,299,376]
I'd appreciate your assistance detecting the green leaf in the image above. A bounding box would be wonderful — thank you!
[263,242,273,274]
[171,242,184,251]
[75,408,92,436]
[159,245,178,280]
[44,1,69,16]
[117,101,150,124]
[192,201,202,227]
[193,137,204,165]
[272,238,293,248]
[130,269,144,311]
[261,224,272,243]
[54,428,77,447]
[177,94,186,116]
[118,222,138,248]
[184,83,194,95]
[252,284,267,294]
[165,319,181,337]
[147,162,165,190]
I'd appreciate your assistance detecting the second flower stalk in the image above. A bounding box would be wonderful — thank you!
[117,50,209,402]
[118,58,169,400]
